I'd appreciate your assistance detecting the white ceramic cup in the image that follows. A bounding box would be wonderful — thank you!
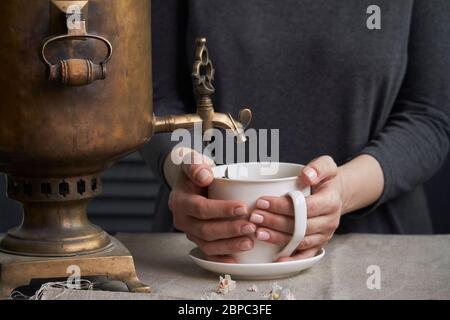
[208,162,310,264]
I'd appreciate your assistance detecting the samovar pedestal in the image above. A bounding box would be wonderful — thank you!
[0,174,150,299]
[0,237,150,299]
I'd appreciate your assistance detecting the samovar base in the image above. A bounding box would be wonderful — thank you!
[0,236,151,299]
[1,174,113,256]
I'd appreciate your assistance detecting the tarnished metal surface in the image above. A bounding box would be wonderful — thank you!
[0,0,153,257]
[0,0,153,178]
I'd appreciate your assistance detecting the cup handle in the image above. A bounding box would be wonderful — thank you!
[275,190,308,260]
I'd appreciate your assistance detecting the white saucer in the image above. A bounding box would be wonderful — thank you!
[189,248,325,280]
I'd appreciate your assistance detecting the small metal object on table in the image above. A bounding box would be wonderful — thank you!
[24,233,450,300]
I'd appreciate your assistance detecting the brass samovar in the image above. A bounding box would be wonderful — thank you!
[0,0,251,298]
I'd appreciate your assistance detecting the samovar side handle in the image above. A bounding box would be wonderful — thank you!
[40,34,113,87]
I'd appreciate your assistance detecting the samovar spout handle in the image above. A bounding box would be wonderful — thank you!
[40,34,113,87]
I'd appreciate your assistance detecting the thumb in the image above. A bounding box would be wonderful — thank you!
[301,155,338,186]
[181,150,215,187]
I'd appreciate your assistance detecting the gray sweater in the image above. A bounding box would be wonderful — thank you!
[141,0,450,234]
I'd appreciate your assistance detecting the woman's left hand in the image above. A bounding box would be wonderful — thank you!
[250,156,344,261]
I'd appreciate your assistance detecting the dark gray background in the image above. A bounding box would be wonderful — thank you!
[1,152,449,234]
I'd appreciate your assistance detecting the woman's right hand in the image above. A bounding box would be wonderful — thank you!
[165,148,256,262]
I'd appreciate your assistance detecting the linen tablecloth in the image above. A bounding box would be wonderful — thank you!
[39,233,450,300]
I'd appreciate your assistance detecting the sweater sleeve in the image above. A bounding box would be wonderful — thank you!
[139,0,195,182]
[356,0,450,214]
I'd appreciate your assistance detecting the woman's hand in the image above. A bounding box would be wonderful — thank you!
[165,148,256,263]
[250,156,344,261]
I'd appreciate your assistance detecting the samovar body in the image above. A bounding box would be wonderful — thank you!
[0,0,153,256]
[0,0,153,178]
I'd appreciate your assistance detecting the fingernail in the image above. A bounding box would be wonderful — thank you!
[256,199,270,209]
[241,224,256,235]
[250,213,264,224]
[304,167,318,181]
[239,240,253,251]
[196,169,211,183]
[234,206,248,216]
[257,230,270,241]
